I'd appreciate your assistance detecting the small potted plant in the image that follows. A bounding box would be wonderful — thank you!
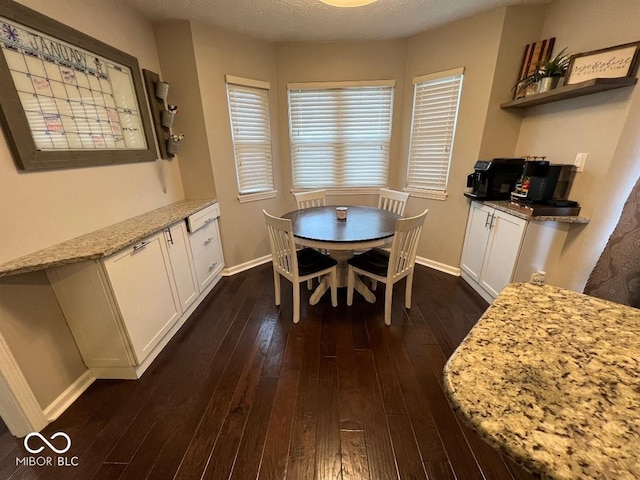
[515,48,571,97]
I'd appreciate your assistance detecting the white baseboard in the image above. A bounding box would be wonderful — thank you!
[43,370,95,422]
[415,256,460,276]
[223,254,458,278]
[222,254,272,276]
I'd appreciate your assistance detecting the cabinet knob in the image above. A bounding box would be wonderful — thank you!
[208,262,218,272]
[204,237,214,247]
[204,217,214,225]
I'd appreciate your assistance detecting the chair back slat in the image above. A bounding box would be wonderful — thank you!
[388,209,428,280]
[264,211,297,279]
[378,188,410,216]
[294,190,327,209]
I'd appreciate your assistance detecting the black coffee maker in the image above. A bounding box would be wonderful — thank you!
[511,160,576,203]
[465,158,526,200]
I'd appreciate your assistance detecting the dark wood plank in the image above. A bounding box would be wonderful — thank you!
[363,302,408,416]
[315,356,342,480]
[287,378,319,480]
[340,430,371,480]
[355,350,397,480]
[387,414,428,480]
[0,264,538,480]
[257,333,304,480]
[172,392,233,480]
[229,376,278,480]
[336,314,364,431]
[381,325,449,464]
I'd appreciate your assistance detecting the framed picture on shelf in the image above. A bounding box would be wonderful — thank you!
[565,41,640,85]
[0,0,156,170]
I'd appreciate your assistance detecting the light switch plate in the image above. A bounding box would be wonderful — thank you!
[574,153,588,172]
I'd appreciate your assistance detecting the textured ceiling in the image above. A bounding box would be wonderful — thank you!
[121,0,550,42]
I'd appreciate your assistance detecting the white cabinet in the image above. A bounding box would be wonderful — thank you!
[165,222,199,311]
[460,201,569,303]
[187,203,224,291]
[102,230,182,363]
[47,219,207,379]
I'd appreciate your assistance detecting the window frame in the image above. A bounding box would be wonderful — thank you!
[225,75,277,203]
[405,67,464,201]
[287,80,395,191]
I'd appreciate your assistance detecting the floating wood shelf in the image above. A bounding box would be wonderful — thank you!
[500,77,637,110]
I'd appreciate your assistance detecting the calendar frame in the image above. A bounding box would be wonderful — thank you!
[0,0,156,171]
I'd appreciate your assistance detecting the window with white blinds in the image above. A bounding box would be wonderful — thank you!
[406,68,463,200]
[288,81,395,190]
[226,75,276,202]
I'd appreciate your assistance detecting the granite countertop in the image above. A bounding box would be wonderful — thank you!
[0,198,217,278]
[444,283,640,479]
[484,201,589,224]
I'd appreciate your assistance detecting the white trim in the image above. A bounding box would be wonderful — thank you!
[413,66,464,84]
[415,256,460,276]
[404,187,448,201]
[223,254,272,276]
[0,333,47,437]
[43,370,95,422]
[237,190,277,203]
[225,75,270,90]
[288,79,396,90]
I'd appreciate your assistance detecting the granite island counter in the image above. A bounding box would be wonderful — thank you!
[444,283,640,479]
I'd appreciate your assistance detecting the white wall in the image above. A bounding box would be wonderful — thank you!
[514,0,640,290]
[0,0,185,408]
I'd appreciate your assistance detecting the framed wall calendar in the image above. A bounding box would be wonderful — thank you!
[0,0,156,170]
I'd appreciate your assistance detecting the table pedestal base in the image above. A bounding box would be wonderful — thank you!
[309,249,376,305]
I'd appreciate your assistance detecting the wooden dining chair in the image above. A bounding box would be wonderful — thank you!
[378,188,410,216]
[293,190,326,209]
[263,210,337,323]
[346,209,428,325]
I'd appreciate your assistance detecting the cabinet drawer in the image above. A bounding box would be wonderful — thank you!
[189,219,219,258]
[187,203,220,233]
[193,240,223,289]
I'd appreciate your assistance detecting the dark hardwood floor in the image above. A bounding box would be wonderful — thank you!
[0,263,538,479]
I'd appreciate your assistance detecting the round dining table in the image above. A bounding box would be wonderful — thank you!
[282,205,400,305]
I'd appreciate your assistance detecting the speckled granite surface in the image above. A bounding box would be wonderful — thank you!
[485,201,589,224]
[444,282,640,479]
[0,198,216,278]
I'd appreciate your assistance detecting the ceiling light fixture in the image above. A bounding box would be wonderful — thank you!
[319,0,378,7]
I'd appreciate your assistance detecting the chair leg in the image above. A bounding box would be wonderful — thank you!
[371,279,378,291]
[307,279,313,290]
[330,270,337,307]
[405,271,414,309]
[293,283,300,324]
[346,266,355,306]
[384,281,393,325]
[273,270,281,306]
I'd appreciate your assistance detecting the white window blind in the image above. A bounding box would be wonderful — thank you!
[406,68,463,199]
[288,81,394,189]
[226,75,275,201]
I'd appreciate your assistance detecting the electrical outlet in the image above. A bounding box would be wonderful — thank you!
[574,153,588,172]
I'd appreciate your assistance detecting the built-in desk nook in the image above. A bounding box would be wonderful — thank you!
[0,199,224,379]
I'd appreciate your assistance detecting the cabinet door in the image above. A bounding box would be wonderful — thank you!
[460,202,493,282]
[103,232,180,363]
[166,222,199,311]
[480,210,526,298]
